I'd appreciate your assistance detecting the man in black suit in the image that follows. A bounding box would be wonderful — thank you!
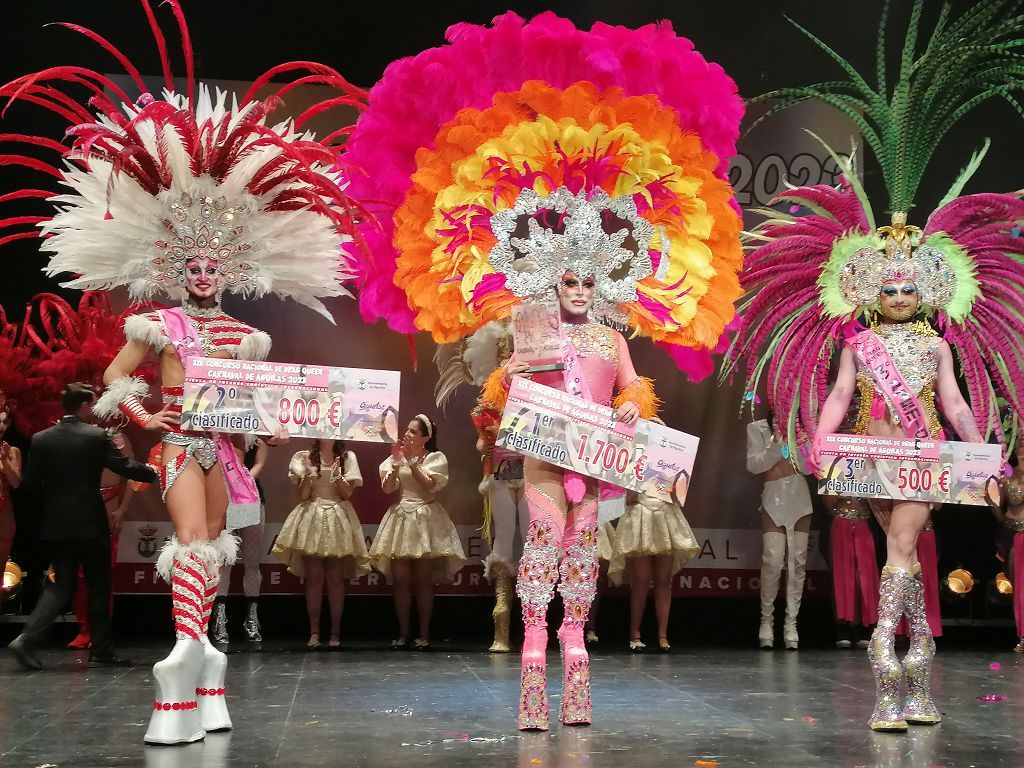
[8,383,157,669]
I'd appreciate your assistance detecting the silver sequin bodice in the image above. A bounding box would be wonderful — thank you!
[858,323,939,396]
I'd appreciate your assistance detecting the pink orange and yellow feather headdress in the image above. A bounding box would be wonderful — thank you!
[344,12,745,377]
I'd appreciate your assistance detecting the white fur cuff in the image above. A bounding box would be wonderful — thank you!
[123,314,169,351]
[155,536,219,583]
[237,331,271,361]
[93,376,150,420]
[211,529,240,567]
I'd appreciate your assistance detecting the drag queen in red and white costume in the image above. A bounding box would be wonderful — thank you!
[0,2,366,745]
[343,13,744,729]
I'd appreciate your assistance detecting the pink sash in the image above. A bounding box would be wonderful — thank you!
[161,308,261,518]
[848,330,931,439]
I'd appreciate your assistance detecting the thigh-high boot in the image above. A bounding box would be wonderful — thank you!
[515,485,561,731]
[145,539,213,745]
[867,565,910,732]
[557,499,599,726]
[197,531,238,733]
[902,563,941,724]
[759,532,785,649]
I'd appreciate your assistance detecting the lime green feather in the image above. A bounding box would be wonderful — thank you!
[818,232,884,318]
[937,139,991,209]
[920,233,980,321]
[749,0,1024,214]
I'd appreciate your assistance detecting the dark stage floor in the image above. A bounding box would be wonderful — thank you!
[0,641,1021,768]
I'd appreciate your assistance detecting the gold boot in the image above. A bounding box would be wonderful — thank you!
[489,563,512,653]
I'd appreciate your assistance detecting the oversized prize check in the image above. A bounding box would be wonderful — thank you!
[181,357,401,443]
[495,377,699,505]
[817,433,1002,506]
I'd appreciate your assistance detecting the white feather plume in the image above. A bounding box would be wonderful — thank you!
[38,86,353,320]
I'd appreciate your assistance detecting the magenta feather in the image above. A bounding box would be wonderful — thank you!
[343,10,743,332]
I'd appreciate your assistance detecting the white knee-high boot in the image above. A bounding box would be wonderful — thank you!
[783,530,810,650]
[759,532,786,649]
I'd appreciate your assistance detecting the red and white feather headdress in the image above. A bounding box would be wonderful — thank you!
[0,0,368,320]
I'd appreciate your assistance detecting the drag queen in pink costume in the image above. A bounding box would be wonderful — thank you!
[341,13,745,729]
[498,273,656,728]
[0,1,366,745]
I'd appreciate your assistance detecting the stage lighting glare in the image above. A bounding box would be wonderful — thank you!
[995,572,1014,596]
[2,561,23,600]
[946,568,975,595]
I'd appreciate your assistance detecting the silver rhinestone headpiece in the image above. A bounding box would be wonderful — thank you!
[150,193,255,291]
[839,241,958,309]
[488,186,657,319]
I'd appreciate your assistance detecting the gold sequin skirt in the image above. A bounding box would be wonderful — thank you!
[272,498,371,579]
[369,501,467,584]
[608,502,700,585]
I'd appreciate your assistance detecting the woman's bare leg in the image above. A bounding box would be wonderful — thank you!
[628,555,653,642]
[324,558,346,643]
[413,557,434,643]
[653,554,675,645]
[303,556,324,644]
[391,558,412,641]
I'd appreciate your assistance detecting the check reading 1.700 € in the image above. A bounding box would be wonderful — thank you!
[495,377,699,501]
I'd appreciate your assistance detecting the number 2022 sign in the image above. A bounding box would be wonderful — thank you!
[817,433,1002,507]
[182,357,401,443]
[495,377,699,500]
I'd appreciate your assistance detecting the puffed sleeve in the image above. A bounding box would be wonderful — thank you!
[288,451,309,485]
[746,420,783,474]
[343,451,363,488]
[420,451,449,492]
[379,456,401,493]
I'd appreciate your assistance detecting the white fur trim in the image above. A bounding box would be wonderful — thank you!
[482,552,516,583]
[154,535,222,583]
[211,530,240,567]
[478,476,495,496]
[123,313,169,351]
[93,376,150,420]
[236,331,271,361]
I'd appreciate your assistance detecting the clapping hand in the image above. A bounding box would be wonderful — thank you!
[390,442,406,464]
